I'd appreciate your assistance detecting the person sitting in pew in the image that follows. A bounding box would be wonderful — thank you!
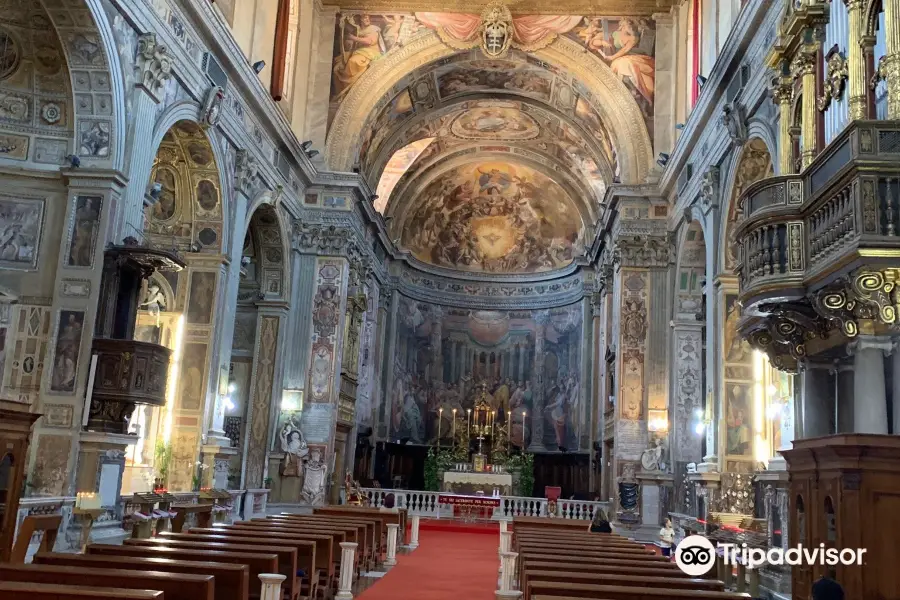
[589,509,612,533]
[812,577,844,600]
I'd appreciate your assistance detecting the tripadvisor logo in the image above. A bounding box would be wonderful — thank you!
[675,535,868,576]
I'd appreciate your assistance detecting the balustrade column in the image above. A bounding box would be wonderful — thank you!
[884,0,900,118]
[849,337,890,434]
[846,0,868,120]
[408,515,420,550]
[385,523,399,566]
[259,574,287,600]
[793,49,819,169]
[336,542,357,600]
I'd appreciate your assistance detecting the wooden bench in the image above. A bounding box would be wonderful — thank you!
[529,585,750,600]
[314,506,404,549]
[0,582,164,600]
[33,552,249,600]
[267,515,378,567]
[521,559,686,578]
[87,544,277,599]
[517,551,678,569]
[232,521,355,577]
[513,516,619,532]
[515,536,649,552]
[523,572,724,600]
[161,532,316,600]
[515,531,641,546]
[171,504,215,533]
[515,542,660,559]
[0,563,214,600]
[124,539,298,600]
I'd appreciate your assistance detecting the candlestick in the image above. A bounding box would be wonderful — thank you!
[467,408,471,437]
[452,408,457,438]
[507,410,511,452]
[438,407,443,446]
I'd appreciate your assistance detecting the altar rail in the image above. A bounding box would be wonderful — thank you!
[359,488,610,521]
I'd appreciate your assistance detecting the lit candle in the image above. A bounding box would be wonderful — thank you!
[452,408,457,437]
[467,408,471,437]
[522,410,527,447]
[438,407,443,446]
[507,410,512,452]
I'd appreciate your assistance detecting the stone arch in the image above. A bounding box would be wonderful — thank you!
[718,137,775,275]
[144,119,227,254]
[324,33,653,184]
[243,191,291,302]
[38,0,125,169]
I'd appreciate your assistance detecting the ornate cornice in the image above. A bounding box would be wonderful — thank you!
[135,33,173,103]
[812,269,900,338]
[292,222,355,255]
[325,0,675,15]
[613,234,675,269]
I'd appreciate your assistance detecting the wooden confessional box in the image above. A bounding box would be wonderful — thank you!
[782,434,900,600]
[0,399,42,562]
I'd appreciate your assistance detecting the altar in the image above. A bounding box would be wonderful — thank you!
[442,471,512,495]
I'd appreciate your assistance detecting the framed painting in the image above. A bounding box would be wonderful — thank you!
[0,194,45,271]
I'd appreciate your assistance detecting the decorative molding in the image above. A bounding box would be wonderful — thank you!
[817,50,848,112]
[812,269,900,338]
[721,103,748,147]
[234,149,261,198]
[135,33,173,102]
[613,234,675,269]
[697,166,720,214]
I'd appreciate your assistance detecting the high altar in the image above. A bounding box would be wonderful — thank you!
[439,385,514,495]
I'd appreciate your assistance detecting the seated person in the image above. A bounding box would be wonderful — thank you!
[589,509,613,533]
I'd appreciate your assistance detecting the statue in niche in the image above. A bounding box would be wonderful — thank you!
[302,447,327,505]
[279,418,309,477]
[640,436,668,472]
[140,283,166,324]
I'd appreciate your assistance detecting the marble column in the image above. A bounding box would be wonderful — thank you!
[119,33,172,241]
[800,364,833,439]
[379,289,399,440]
[793,49,818,169]
[701,209,721,469]
[771,77,795,175]
[385,523,399,567]
[671,323,704,466]
[408,514,420,550]
[846,0,868,120]
[849,337,890,434]
[335,542,357,600]
[259,574,287,600]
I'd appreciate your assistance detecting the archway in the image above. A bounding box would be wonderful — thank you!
[137,119,226,492]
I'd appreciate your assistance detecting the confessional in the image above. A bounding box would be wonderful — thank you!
[0,400,42,562]
[782,434,900,600]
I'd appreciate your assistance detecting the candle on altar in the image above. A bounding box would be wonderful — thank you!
[467,408,471,437]
[452,408,457,437]
[438,407,443,445]
[507,410,511,452]
[522,410,527,447]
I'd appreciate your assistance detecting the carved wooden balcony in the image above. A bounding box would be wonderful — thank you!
[735,121,900,371]
[88,338,171,433]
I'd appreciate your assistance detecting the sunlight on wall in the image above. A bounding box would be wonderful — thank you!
[374,138,434,213]
[163,314,186,444]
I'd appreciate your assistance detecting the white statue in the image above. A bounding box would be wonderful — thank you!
[302,447,327,505]
[279,419,309,477]
[140,283,166,322]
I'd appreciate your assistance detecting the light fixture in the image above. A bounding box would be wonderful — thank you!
[656,153,670,168]
[301,140,313,151]
[223,396,235,412]
[228,382,236,394]
[252,61,266,74]
[694,407,704,419]
[696,75,708,88]
[694,422,706,435]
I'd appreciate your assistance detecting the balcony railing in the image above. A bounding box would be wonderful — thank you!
[734,121,900,370]
[359,487,610,522]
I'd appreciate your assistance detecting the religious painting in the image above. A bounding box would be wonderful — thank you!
[186,141,214,167]
[0,194,44,270]
[435,59,553,102]
[567,17,656,126]
[358,88,414,170]
[179,343,207,410]
[195,179,219,213]
[399,161,583,274]
[449,102,540,140]
[573,99,618,171]
[49,310,85,394]
[151,167,177,221]
[374,137,434,213]
[725,383,752,456]
[186,271,216,324]
[66,195,102,267]
[390,299,583,451]
[330,13,424,119]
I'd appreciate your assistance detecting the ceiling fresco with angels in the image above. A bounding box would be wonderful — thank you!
[328,7,656,274]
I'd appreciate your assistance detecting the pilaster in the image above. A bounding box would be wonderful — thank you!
[792,48,819,169]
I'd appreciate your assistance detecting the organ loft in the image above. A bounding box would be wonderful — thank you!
[0,1,899,599]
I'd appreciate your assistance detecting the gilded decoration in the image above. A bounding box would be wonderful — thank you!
[740,301,830,374]
[817,49,847,112]
[813,269,900,338]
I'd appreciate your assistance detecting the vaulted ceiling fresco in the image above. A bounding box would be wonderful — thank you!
[328,7,657,274]
[398,161,583,274]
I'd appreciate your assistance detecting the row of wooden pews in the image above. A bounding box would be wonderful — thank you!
[510,517,753,600]
[0,505,407,600]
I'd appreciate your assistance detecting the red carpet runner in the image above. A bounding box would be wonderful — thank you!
[359,530,498,600]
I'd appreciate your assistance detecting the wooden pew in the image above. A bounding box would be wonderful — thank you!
[86,544,277,599]
[33,552,249,600]
[515,542,660,559]
[523,572,724,600]
[194,526,333,593]
[265,515,377,568]
[314,506,404,549]
[513,516,621,533]
[233,520,357,576]
[517,551,679,569]
[0,563,214,600]
[515,531,641,547]
[521,559,687,578]
[515,536,650,553]
[0,582,164,600]
[171,504,214,533]
[124,539,298,600]
[530,586,751,600]
[161,532,316,600]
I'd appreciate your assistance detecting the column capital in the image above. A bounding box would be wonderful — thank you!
[847,335,894,356]
[791,50,818,80]
[612,233,675,269]
[770,76,795,106]
[61,168,128,192]
[135,33,173,103]
[234,149,261,199]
